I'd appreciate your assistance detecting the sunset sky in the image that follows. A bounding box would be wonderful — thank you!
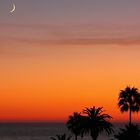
[1,0,140,122]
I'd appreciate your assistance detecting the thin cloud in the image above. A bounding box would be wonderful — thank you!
[0,23,55,29]
[1,36,140,46]
[1,23,140,46]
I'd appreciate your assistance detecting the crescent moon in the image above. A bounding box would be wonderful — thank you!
[10,4,16,13]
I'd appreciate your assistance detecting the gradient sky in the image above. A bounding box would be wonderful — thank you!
[1,0,140,122]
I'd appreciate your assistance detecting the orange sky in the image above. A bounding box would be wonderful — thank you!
[1,0,140,122]
[1,42,140,122]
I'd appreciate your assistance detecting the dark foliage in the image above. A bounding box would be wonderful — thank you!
[51,134,72,140]
[67,107,114,140]
[67,112,83,140]
[81,106,114,140]
[114,124,140,140]
[118,86,140,125]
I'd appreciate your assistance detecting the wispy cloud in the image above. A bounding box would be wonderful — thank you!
[1,23,140,46]
[1,36,140,47]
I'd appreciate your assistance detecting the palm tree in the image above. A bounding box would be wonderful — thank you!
[82,106,113,140]
[51,134,72,140]
[114,124,140,140]
[118,86,140,126]
[67,112,82,140]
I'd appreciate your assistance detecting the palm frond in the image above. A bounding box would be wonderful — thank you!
[82,106,113,139]
[118,86,140,111]
[51,134,72,140]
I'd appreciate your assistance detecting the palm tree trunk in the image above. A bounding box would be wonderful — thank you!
[91,132,98,140]
[91,135,97,140]
[129,106,132,126]
[75,135,77,140]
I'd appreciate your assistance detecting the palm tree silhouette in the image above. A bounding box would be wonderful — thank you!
[114,124,140,140]
[118,86,140,126]
[51,134,72,140]
[82,106,113,140]
[67,112,82,140]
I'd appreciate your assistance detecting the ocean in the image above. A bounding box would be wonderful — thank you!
[0,122,125,140]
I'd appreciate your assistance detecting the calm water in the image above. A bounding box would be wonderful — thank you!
[0,122,126,140]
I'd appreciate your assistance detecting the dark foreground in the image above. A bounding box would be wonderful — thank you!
[0,122,129,140]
